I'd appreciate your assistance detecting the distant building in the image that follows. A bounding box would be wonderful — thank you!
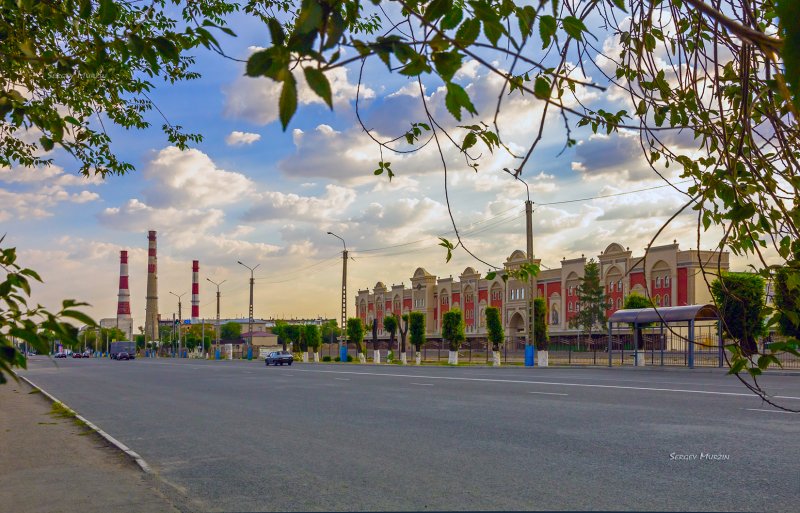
[355,242,729,343]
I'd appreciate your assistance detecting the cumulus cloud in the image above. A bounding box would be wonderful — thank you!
[243,184,357,222]
[142,146,255,208]
[223,66,374,125]
[225,131,261,146]
[0,164,102,219]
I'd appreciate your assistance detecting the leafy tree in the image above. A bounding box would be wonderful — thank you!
[221,321,242,340]
[184,324,212,352]
[272,320,288,351]
[569,260,608,345]
[441,309,465,352]
[399,313,410,355]
[304,324,322,352]
[622,292,655,350]
[320,319,341,345]
[774,268,800,340]
[383,314,398,353]
[284,324,303,352]
[346,318,365,356]
[711,273,767,359]
[1,243,94,383]
[408,312,426,353]
[533,297,549,351]
[2,0,237,176]
[485,306,503,352]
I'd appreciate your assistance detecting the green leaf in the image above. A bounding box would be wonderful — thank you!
[612,0,628,12]
[485,271,497,280]
[40,136,54,152]
[245,50,273,77]
[279,74,298,130]
[61,310,96,326]
[268,18,285,45]
[538,15,557,48]
[461,131,477,150]
[153,37,179,61]
[296,0,323,33]
[425,0,451,22]
[432,51,463,82]
[303,67,332,108]
[445,82,477,121]
[562,16,587,41]
[776,0,800,110]
[441,6,464,30]
[98,0,118,25]
[455,18,481,46]
[533,76,551,99]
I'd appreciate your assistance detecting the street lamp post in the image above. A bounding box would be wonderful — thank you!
[237,261,259,361]
[207,278,226,360]
[169,291,186,358]
[327,232,348,362]
[504,168,536,367]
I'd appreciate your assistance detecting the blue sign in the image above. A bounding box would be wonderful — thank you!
[183,320,191,324]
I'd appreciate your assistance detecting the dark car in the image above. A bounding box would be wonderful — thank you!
[72,352,82,358]
[265,351,293,366]
[117,352,131,360]
[54,353,67,359]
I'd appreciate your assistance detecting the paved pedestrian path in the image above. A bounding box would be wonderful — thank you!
[0,380,180,513]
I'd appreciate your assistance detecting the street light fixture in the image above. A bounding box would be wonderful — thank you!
[327,232,348,362]
[169,291,186,358]
[237,261,259,361]
[207,278,226,360]
[504,168,536,367]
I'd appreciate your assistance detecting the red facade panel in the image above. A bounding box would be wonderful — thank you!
[479,289,488,303]
[678,268,688,305]
[630,271,646,289]
[403,298,412,311]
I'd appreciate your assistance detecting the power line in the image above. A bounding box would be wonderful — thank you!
[538,180,692,206]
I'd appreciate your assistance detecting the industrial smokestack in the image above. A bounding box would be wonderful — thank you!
[144,230,159,343]
[191,260,200,324]
[117,250,132,341]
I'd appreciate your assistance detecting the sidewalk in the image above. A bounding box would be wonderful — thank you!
[0,380,180,513]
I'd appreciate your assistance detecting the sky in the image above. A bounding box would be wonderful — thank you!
[2,7,749,328]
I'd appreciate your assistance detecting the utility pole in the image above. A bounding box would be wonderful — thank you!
[237,261,259,361]
[170,291,186,358]
[505,168,536,366]
[207,278,226,360]
[327,232,348,362]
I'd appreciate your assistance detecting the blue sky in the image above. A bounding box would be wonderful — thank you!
[2,8,735,327]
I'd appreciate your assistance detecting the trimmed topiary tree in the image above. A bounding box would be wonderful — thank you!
[409,312,425,365]
[711,272,766,359]
[485,306,504,366]
[383,314,398,363]
[399,314,410,364]
[304,324,321,362]
[346,318,366,363]
[533,297,549,349]
[441,309,465,365]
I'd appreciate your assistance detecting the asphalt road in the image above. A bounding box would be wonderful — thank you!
[20,358,800,512]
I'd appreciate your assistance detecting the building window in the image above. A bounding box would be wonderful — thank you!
[610,282,615,292]
[568,302,573,312]
[664,275,670,288]
[655,295,661,306]
[617,297,622,309]
[664,294,670,306]
[618,279,623,290]
[656,277,662,288]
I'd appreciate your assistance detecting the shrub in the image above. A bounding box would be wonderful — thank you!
[322,355,332,362]
[534,297,549,350]
[347,354,354,362]
[485,306,504,351]
[334,356,341,362]
[711,272,766,356]
[442,309,465,352]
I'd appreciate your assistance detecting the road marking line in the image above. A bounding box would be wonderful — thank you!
[290,369,800,400]
[410,383,433,386]
[744,408,799,414]
[334,378,350,381]
[529,391,568,396]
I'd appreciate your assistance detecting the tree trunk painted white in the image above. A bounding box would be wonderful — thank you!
[537,350,549,367]
[401,352,408,365]
[358,352,366,363]
[415,351,421,365]
[492,351,501,367]
[313,351,320,363]
[634,352,646,366]
[302,352,309,363]
[373,349,381,364]
[448,350,459,365]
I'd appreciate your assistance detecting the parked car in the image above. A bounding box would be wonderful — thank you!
[82,351,92,358]
[116,352,131,360]
[265,351,293,366]
[54,353,67,359]
[72,352,82,358]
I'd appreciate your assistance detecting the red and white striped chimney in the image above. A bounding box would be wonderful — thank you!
[117,251,131,321]
[191,260,200,324]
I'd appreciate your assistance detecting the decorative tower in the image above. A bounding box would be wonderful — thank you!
[144,231,159,343]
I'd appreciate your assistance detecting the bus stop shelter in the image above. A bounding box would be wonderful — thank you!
[607,304,723,368]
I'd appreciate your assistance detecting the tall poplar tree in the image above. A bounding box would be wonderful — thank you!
[569,259,608,347]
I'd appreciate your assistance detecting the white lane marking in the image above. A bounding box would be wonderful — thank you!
[744,408,799,414]
[290,369,800,400]
[529,391,568,396]
[334,378,350,381]
[410,383,433,386]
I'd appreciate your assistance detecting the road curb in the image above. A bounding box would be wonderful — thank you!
[16,373,152,474]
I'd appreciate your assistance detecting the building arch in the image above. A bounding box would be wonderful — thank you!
[508,312,526,342]
[604,242,625,254]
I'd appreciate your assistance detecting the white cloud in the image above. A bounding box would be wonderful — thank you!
[243,184,358,222]
[142,146,255,208]
[225,131,261,146]
[223,66,374,125]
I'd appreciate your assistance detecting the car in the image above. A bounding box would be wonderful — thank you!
[54,353,67,359]
[72,352,82,358]
[116,352,131,360]
[82,351,92,358]
[265,351,293,366]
